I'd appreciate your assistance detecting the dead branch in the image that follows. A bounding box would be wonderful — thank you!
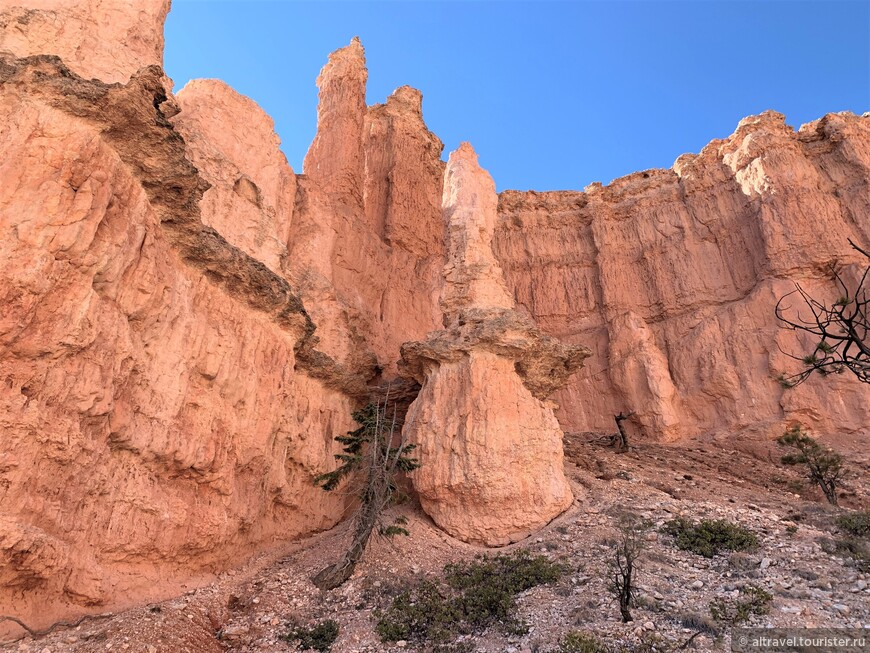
[0,612,114,645]
[775,241,869,386]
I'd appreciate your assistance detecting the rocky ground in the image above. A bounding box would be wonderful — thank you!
[4,434,869,653]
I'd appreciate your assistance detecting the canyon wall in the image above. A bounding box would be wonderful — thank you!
[1,0,869,636]
[0,53,360,630]
[495,111,870,442]
[0,0,448,633]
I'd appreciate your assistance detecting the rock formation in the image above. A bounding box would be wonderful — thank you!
[494,111,870,443]
[0,0,868,637]
[0,0,170,83]
[0,51,361,632]
[296,37,446,376]
[173,78,296,274]
[401,144,590,546]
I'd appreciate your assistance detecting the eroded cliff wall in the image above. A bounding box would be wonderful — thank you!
[0,0,449,632]
[1,0,868,635]
[495,111,870,441]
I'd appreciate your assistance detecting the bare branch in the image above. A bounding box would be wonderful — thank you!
[775,242,870,386]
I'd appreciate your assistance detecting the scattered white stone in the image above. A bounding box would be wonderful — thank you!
[222,624,250,638]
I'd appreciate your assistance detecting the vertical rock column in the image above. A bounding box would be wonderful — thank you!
[400,144,590,546]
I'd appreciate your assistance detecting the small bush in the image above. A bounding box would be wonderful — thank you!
[375,580,462,643]
[556,630,608,653]
[837,512,870,538]
[377,550,562,645]
[283,620,339,652]
[709,585,772,625]
[778,425,844,506]
[677,611,719,636]
[833,537,870,572]
[445,549,562,594]
[662,517,758,558]
[606,514,648,622]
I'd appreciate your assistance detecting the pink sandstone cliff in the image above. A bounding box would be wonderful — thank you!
[0,0,869,635]
[0,0,171,83]
[494,111,870,443]
[0,53,362,630]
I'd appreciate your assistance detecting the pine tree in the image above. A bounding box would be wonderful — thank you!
[312,399,420,590]
[778,424,844,506]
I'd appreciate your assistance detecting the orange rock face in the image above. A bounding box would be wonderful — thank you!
[173,78,296,274]
[401,145,588,546]
[0,0,170,83]
[301,38,446,376]
[495,111,870,441]
[1,0,869,635]
[0,54,354,631]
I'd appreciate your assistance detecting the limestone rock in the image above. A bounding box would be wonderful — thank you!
[0,0,170,83]
[607,311,682,441]
[303,36,367,210]
[494,111,870,442]
[404,350,575,546]
[300,39,446,375]
[402,144,589,546]
[173,78,296,273]
[439,142,515,319]
[1,0,869,634]
[0,54,352,633]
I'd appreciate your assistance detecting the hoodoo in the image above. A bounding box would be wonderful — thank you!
[400,144,590,546]
[0,0,868,638]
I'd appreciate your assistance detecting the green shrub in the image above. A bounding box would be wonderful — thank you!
[709,585,772,625]
[778,425,843,506]
[283,619,339,652]
[556,630,608,653]
[836,512,870,538]
[662,517,758,558]
[376,550,562,645]
[375,580,462,643]
[445,549,562,594]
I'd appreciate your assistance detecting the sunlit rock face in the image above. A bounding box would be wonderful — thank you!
[173,78,296,274]
[0,53,357,632]
[301,38,447,376]
[401,144,589,547]
[0,0,868,634]
[495,111,870,442]
[0,0,171,83]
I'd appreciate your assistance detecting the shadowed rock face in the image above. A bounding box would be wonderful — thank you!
[0,0,868,635]
[401,144,589,546]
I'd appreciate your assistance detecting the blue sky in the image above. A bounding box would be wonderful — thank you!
[165,1,869,191]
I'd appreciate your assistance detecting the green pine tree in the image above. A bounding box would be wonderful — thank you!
[312,399,420,590]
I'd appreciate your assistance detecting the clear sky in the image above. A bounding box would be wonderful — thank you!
[165,1,869,192]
